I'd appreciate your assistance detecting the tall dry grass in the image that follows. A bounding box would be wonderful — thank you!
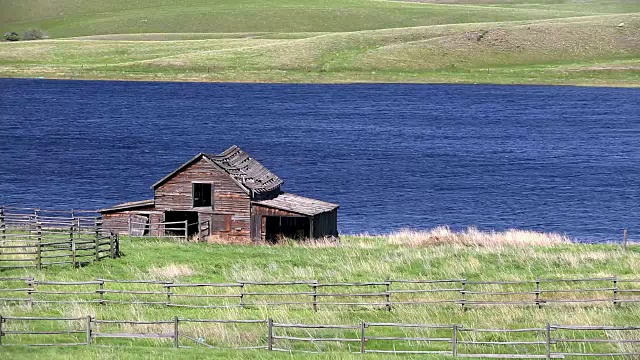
[386,226,570,247]
[209,227,569,248]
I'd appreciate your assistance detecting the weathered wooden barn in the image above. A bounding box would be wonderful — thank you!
[99,146,339,243]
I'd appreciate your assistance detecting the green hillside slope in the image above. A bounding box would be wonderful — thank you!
[0,0,638,85]
[1,0,637,37]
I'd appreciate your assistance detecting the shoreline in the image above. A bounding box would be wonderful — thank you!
[1,73,638,88]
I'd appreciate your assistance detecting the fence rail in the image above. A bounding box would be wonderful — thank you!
[0,207,119,269]
[1,276,640,310]
[0,315,638,357]
[104,216,202,241]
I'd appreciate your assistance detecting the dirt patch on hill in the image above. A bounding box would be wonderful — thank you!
[565,65,640,72]
[391,0,523,3]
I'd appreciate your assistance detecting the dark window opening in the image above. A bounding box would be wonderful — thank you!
[193,183,212,208]
[265,216,310,244]
[164,211,199,237]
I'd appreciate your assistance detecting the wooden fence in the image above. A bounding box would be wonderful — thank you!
[1,276,639,310]
[0,315,638,357]
[0,207,120,269]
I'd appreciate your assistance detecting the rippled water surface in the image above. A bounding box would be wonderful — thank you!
[1,79,639,241]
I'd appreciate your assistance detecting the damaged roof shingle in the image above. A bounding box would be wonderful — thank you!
[205,145,283,194]
[152,145,283,195]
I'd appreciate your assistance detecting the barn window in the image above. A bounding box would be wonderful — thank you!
[192,183,213,208]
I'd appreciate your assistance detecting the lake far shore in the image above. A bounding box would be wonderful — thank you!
[0,68,638,88]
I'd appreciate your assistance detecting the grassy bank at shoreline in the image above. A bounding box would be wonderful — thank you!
[0,0,638,86]
[1,229,639,359]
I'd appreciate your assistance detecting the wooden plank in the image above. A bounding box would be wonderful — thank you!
[93,333,174,339]
[272,323,360,329]
[272,335,360,342]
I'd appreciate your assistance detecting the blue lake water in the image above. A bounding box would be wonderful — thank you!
[0,79,639,242]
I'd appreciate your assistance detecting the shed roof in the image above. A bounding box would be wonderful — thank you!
[152,146,282,195]
[253,193,339,216]
[99,199,155,213]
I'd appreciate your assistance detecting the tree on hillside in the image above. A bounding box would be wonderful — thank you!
[3,32,19,41]
[23,28,47,40]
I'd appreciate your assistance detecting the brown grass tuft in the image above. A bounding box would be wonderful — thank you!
[148,263,195,279]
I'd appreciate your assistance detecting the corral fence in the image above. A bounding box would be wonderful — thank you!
[109,216,197,241]
[2,206,202,241]
[1,276,639,310]
[0,207,120,269]
[0,315,638,358]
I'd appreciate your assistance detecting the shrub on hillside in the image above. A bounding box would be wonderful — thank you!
[3,32,19,41]
[23,28,47,40]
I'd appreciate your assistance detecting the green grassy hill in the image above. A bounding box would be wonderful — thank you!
[0,1,638,85]
[2,0,636,37]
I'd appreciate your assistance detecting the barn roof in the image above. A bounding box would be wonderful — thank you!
[204,145,283,194]
[99,199,155,213]
[152,146,283,195]
[253,193,339,216]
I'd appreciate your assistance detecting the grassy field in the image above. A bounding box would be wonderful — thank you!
[0,0,638,85]
[1,230,639,359]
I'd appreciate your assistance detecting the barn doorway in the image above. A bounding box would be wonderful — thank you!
[265,216,310,244]
[164,211,199,238]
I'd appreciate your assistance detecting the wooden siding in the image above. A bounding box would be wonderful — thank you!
[252,204,305,218]
[252,204,303,242]
[312,209,339,238]
[155,157,251,243]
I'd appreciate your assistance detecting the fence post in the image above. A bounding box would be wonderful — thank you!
[94,217,101,262]
[128,215,132,237]
[545,323,551,360]
[86,316,92,345]
[174,316,179,348]
[36,214,42,270]
[72,239,77,268]
[360,322,366,354]
[0,206,5,242]
[184,220,189,241]
[36,242,42,270]
[452,324,458,357]
[613,277,619,306]
[99,280,105,305]
[312,281,318,312]
[114,233,120,258]
[239,283,245,308]
[535,276,541,309]
[267,318,273,351]
[460,280,466,311]
[623,229,629,251]
[385,278,391,312]
[166,282,173,306]
[0,314,3,346]
[70,217,75,243]
[27,277,34,307]
[109,233,115,259]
